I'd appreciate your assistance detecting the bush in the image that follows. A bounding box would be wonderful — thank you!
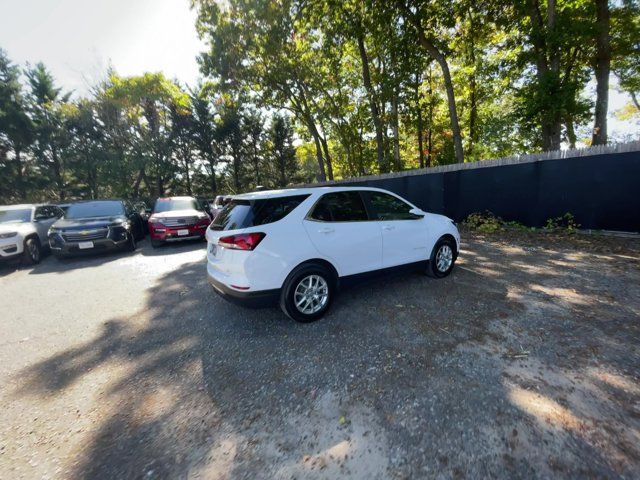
[545,213,580,234]
[463,211,504,233]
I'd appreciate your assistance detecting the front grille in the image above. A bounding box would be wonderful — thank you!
[163,216,198,227]
[62,227,109,242]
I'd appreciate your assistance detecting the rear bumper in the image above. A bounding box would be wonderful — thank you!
[207,270,280,308]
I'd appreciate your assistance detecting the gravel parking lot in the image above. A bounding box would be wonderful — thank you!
[1,231,639,479]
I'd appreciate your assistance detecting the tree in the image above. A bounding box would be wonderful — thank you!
[396,0,465,164]
[268,114,297,187]
[0,49,33,200]
[26,63,71,200]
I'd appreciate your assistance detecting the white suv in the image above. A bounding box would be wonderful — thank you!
[0,204,64,264]
[206,187,460,322]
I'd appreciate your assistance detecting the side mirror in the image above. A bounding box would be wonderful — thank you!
[409,207,426,218]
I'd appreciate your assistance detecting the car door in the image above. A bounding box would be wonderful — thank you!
[365,191,429,268]
[33,206,61,243]
[302,191,382,277]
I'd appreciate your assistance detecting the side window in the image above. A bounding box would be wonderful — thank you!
[34,207,47,220]
[309,192,369,222]
[368,192,415,221]
[252,195,310,226]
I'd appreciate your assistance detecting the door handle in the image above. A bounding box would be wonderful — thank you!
[382,225,395,231]
[318,227,334,234]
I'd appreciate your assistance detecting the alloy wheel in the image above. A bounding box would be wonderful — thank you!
[294,274,329,314]
[435,244,453,272]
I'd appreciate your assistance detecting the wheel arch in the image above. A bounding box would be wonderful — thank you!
[24,232,40,245]
[283,258,339,288]
[437,233,459,258]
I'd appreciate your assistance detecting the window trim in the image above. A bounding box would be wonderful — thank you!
[305,191,373,223]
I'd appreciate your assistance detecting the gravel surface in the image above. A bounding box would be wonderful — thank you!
[1,232,639,479]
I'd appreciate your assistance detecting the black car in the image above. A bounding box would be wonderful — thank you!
[48,200,145,257]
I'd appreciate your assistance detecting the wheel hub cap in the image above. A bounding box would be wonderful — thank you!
[436,245,453,272]
[294,274,329,314]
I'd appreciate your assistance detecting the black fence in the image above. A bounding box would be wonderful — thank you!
[317,145,640,232]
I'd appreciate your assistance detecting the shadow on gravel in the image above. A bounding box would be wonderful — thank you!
[11,236,640,478]
[139,238,207,257]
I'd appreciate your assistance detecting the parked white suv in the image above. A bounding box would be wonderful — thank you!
[0,204,64,264]
[206,187,460,322]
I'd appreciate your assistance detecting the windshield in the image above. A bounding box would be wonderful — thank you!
[0,208,32,224]
[65,201,124,219]
[154,198,199,213]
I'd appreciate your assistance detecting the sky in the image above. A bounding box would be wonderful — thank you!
[0,0,637,143]
[0,0,204,94]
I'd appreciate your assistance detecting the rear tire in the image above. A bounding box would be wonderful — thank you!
[280,263,336,323]
[22,237,41,265]
[426,237,457,278]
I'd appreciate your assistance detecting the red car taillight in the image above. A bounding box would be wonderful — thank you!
[218,232,266,251]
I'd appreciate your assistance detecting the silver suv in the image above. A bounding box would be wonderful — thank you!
[0,204,64,264]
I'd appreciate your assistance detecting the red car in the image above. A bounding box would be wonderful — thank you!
[148,196,211,248]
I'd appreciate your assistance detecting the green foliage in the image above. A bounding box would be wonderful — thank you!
[463,211,504,233]
[545,213,581,234]
[463,211,533,233]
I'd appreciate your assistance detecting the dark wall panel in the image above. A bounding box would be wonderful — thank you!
[334,151,640,232]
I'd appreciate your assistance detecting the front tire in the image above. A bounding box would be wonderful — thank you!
[426,237,457,278]
[150,238,163,249]
[125,232,137,252]
[22,237,42,265]
[280,263,335,323]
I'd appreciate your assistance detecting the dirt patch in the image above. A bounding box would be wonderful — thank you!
[1,232,639,479]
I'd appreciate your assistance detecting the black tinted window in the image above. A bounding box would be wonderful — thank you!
[66,201,124,219]
[309,192,368,222]
[210,195,309,231]
[368,192,414,220]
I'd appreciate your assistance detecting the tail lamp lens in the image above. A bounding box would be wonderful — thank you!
[218,232,266,251]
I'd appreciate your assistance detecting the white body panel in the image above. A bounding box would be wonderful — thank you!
[205,187,460,293]
[0,205,60,258]
[302,219,382,276]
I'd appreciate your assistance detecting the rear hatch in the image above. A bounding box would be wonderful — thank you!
[206,195,309,274]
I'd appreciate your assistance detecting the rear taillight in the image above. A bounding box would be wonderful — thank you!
[218,232,266,251]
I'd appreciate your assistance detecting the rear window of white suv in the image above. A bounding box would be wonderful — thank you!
[210,194,310,231]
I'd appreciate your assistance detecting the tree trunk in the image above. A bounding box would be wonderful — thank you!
[14,148,26,200]
[407,14,464,164]
[391,88,401,170]
[184,157,192,195]
[208,156,218,195]
[303,115,327,182]
[415,77,425,169]
[132,168,144,198]
[467,14,478,158]
[319,135,334,180]
[592,0,610,145]
[566,118,577,149]
[51,146,65,200]
[528,0,562,151]
[356,31,387,173]
[630,91,640,111]
[426,66,434,167]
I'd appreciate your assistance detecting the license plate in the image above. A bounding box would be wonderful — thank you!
[78,241,94,249]
[209,244,217,256]
[177,229,189,236]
